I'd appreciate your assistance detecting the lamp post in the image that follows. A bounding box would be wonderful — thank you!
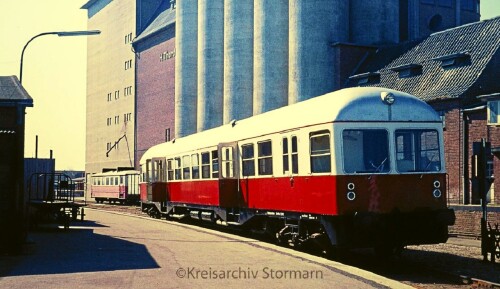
[19,30,101,84]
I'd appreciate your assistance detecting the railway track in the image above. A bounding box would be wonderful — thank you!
[84,202,499,288]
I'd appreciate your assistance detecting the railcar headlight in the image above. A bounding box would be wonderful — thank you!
[433,189,442,198]
[433,180,441,188]
[347,191,356,201]
[347,183,355,190]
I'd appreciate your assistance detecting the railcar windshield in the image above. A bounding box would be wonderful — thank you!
[395,129,441,173]
[343,129,389,174]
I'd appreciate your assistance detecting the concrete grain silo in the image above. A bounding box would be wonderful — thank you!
[223,0,254,124]
[175,0,198,137]
[289,0,349,104]
[253,0,289,115]
[350,0,399,45]
[197,0,224,131]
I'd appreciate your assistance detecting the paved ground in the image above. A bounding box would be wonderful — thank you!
[0,209,412,289]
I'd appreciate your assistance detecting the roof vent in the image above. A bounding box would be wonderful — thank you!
[349,72,380,86]
[389,64,423,78]
[433,52,471,69]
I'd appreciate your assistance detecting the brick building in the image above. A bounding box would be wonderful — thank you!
[132,2,176,168]
[348,17,500,234]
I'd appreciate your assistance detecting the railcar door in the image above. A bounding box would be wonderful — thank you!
[218,142,242,207]
[147,158,168,202]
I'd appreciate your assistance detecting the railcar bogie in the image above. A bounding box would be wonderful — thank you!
[139,87,455,254]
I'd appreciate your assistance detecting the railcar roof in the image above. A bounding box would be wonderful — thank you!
[91,170,140,177]
[141,87,440,163]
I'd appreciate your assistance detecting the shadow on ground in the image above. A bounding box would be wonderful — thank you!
[0,221,159,277]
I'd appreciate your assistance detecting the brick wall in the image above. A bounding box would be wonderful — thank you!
[135,27,176,168]
[450,206,500,237]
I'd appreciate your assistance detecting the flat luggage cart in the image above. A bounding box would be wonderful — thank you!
[27,173,86,229]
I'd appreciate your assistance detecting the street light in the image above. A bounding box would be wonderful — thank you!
[19,30,101,83]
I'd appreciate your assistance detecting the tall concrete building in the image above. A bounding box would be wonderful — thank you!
[82,0,137,175]
[174,0,480,138]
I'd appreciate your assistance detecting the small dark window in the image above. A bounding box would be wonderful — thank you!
[291,136,298,174]
[282,138,289,174]
[428,14,443,32]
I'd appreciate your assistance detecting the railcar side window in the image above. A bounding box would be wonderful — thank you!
[167,159,174,180]
[282,138,289,174]
[396,129,441,172]
[212,150,219,178]
[291,136,298,174]
[192,154,200,179]
[174,157,182,180]
[182,155,191,180]
[242,144,255,176]
[258,140,273,175]
[310,131,331,173]
[343,130,389,173]
[201,152,211,179]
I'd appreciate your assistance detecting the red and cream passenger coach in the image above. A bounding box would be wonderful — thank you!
[140,87,455,254]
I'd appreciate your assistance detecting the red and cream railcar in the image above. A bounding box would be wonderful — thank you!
[90,170,140,204]
[140,87,455,253]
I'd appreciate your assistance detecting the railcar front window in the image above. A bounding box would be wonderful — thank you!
[310,131,331,173]
[343,130,389,173]
[396,129,441,172]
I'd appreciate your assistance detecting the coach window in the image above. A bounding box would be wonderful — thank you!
[258,140,273,175]
[396,129,441,172]
[310,131,331,173]
[174,157,182,180]
[242,144,255,176]
[192,154,200,179]
[201,152,211,179]
[183,155,191,180]
[343,129,389,173]
[212,150,219,178]
[167,159,174,180]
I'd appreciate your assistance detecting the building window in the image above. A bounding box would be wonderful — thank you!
[242,144,255,177]
[461,0,478,11]
[258,141,273,175]
[170,0,176,9]
[390,64,423,78]
[160,49,176,62]
[165,128,171,142]
[124,59,133,70]
[488,100,500,125]
[123,113,132,123]
[125,33,133,44]
[124,86,133,96]
[433,52,471,69]
[114,90,120,100]
[106,117,112,126]
[107,92,112,102]
[114,115,120,125]
[349,72,380,86]
[437,0,452,7]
